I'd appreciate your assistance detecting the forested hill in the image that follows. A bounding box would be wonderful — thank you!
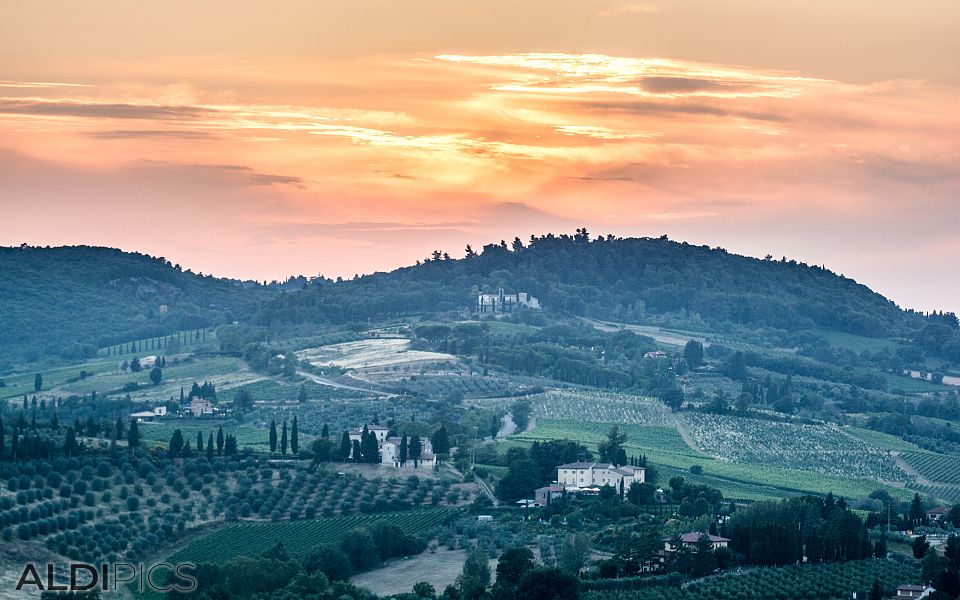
[3,235,954,371]
[0,246,271,368]
[259,232,925,337]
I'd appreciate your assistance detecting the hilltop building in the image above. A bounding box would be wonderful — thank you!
[477,289,540,313]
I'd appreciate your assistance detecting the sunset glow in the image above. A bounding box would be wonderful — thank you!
[2,0,959,312]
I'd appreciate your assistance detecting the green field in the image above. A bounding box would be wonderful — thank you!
[1,358,120,400]
[511,418,913,501]
[816,329,898,353]
[168,509,457,564]
[138,421,273,450]
[844,427,924,453]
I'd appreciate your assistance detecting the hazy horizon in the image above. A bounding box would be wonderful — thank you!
[2,0,958,314]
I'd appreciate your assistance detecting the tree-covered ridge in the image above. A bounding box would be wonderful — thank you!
[261,232,917,336]
[0,245,272,368]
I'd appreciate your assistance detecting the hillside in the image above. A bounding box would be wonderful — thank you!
[0,245,272,368]
[5,235,958,372]
[261,233,921,336]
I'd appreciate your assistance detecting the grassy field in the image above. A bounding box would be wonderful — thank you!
[816,329,898,353]
[844,427,924,453]
[510,418,913,501]
[167,509,457,564]
[1,357,120,400]
[138,420,273,450]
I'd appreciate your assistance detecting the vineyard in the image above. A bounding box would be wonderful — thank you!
[487,390,674,427]
[168,508,456,564]
[900,451,960,484]
[909,484,960,503]
[582,559,919,600]
[511,419,913,501]
[683,414,906,481]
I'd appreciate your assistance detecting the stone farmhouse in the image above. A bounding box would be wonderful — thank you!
[477,288,540,313]
[189,397,214,418]
[556,462,645,490]
[348,425,438,468]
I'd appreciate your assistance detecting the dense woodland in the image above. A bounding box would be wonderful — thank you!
[5,234,959,372]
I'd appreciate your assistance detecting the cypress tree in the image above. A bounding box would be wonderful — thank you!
[127,420,140,448]
[409,436,422,468]
[207,432,214,460]
[0,415,4,460]
[399,433,408,467]
[281,420,288,455]
[321,423,329,438]
[269,420,278,453]
[291,417,299,455]
[340,431,352,460]
[169,429,184,457]
[217,426,224,455]
[352,439,361,463]
[197,431,204,452]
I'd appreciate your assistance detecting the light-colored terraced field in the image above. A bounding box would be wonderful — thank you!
[298,338,456,370]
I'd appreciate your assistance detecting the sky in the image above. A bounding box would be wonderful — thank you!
[1,0,958,313]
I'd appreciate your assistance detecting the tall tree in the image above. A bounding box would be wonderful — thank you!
[321,423,329,438]
[409,435,422,468]
[351,439,361,463]
[169,429,184,457]
[150,366,163,385]
[431,426,450,458]
[598,425,628,466]
[340,431,352,460]
[34,373,42,392]
[399,433,408,467]
[269,420,278,452]
[127,419,140,448]
[0,415,4,460]
[207,432,214,460]
[684,340,704,368]
[196,430,204,452]
[63,426,78,456]
[216,426,224,456]
[224,434,237,456]
[291,416,299,455]
[281,420,288,455]
[297,385,307,404]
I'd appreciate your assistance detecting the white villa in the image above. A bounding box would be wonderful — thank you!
[477,289,540,313]
[348,425,438,468]
[129,406,167,423]
[556,462,645,490]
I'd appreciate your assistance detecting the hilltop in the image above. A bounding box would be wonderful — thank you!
[4,234,958,371]
[0,245,272,369]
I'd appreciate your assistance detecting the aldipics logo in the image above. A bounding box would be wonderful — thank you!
[16,563,197,594]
